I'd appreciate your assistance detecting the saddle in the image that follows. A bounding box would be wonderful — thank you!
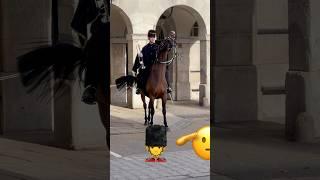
[136,66,151,90]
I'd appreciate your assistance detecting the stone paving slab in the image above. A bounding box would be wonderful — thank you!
[0,169,37,180]
[111,150,210,180]
[0,138,108,180]
[111,105,195,132]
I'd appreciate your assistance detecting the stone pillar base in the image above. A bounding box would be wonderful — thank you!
[297,112,316,143]
[285,71,306,141]
[128,88,144,109]
[199,84,210,107]
[176,82,191,100]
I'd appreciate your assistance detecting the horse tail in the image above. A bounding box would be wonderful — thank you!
[17,43,84,98]
[115,75,137,90]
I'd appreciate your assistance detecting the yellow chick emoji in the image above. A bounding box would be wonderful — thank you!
[176,126,210,160]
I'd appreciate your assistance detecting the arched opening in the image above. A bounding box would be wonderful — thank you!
[156,5,208,104]
[110,5,133,107]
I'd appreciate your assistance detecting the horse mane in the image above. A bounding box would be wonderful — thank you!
[158,38,171,52]
[156,38,172,61]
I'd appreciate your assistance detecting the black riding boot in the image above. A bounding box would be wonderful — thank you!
[136,71,145,94]
[136,88,141,94]
[82,85,97,105]
[165,66,172,93]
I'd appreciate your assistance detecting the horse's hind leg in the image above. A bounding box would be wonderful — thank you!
[141,94,148,125]
[149,97,155,125]
[162,95,168,127]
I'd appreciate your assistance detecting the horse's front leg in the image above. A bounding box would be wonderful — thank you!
[162,95,168,128]
[149,97,155,125]
[96,85,110,149]
[148,107,151,124]
[141,94,148,125]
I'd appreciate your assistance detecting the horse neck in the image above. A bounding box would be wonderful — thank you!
[150,62,166,79]
[150,50,168,79]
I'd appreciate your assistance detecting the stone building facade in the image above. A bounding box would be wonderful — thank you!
[1,0,320,147]
[109,0,211,108]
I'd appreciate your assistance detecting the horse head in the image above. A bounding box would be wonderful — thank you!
[157,36,177,63]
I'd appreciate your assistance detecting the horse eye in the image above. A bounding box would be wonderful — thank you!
[202,137,206,143]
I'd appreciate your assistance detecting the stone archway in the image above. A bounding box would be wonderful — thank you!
[110,4,133,107]
[155,5,209,106]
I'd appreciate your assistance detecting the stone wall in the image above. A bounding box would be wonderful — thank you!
[255,0,289,124]
[213,0,257,122]
[111,0,210,108]
[0,0,53,133]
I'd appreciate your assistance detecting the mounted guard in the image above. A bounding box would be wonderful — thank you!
[132,30,176,95]
[116,30,177,127]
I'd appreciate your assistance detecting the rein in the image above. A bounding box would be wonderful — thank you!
[156,42,177,65]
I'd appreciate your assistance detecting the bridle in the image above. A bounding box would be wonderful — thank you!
[156,38,177,65]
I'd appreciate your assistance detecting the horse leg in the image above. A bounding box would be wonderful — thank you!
[162,95,168,128]
[149,97,155,125]
[141,94,148,125]
[96,85,110,149]
[147,102,151,124]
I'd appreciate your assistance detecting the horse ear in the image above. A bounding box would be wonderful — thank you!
[176,132,197,146]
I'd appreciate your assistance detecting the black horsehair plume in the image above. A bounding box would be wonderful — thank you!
[115,75,137,90]
[17,43,85,102]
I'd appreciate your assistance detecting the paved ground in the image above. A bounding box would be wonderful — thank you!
[1,101,320,179]
[110,101,211,179]
[0,137,108,180]
[213,121,320,180]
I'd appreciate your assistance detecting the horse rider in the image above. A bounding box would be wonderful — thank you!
[162,30,176,94]
[71,0,109,105]
[132,30,174,94]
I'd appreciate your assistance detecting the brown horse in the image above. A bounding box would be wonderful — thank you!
[116,38,176,127]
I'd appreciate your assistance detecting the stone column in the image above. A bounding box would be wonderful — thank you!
[175,39,191,100]
[0,0,53,134]
[54,0,106,149]
[199,35,210,106]
[288,0,320,141]
[213,0,257,122]
[127,34,148,108]
[110,38,127,107]
[307,0,320,139]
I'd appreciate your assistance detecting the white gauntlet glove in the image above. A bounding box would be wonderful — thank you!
[132,71,137,76]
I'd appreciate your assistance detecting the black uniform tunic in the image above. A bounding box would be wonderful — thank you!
[71,0,110,92]
[132,43,159,89]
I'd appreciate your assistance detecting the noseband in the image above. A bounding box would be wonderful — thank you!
[156,39,177,65]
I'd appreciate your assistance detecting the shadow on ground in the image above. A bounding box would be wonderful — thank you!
[213,121,320,180]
